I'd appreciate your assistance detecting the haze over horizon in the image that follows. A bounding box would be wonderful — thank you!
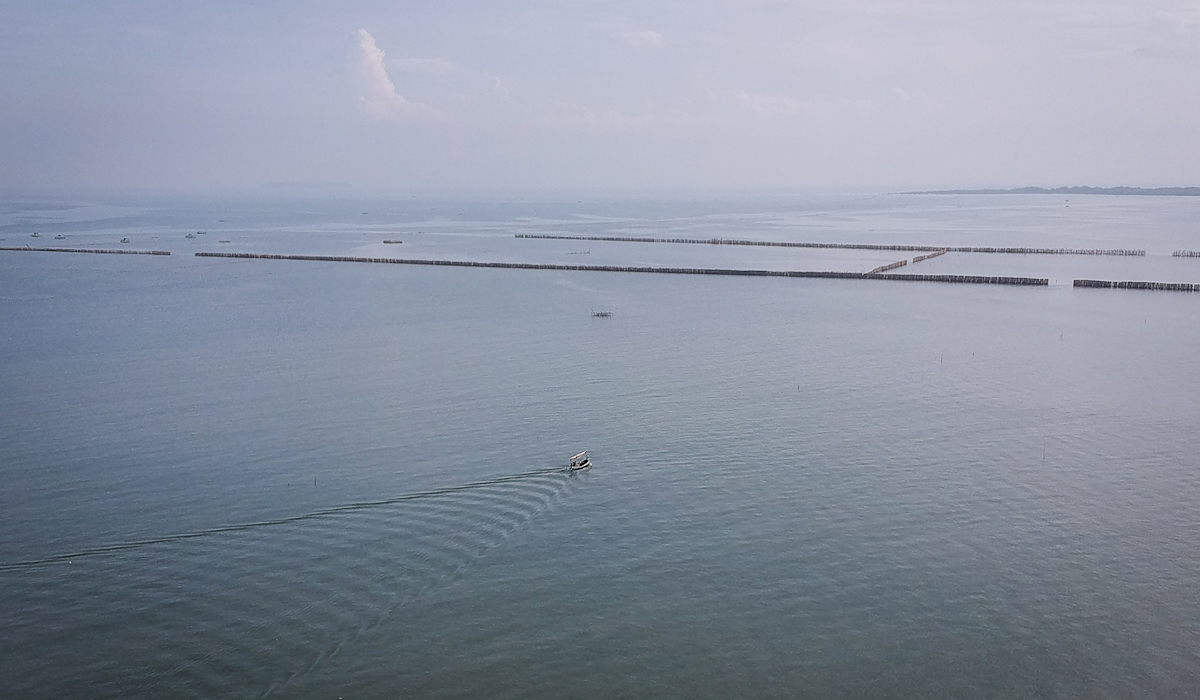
[2,1,1198,193]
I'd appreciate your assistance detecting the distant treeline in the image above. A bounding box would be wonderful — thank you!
[907,186,1200,197]
[514,234,1144,256]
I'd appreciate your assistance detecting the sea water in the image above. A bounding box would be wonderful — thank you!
[1,192,1199,698]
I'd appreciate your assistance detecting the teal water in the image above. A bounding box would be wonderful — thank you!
[2,194,1199,698]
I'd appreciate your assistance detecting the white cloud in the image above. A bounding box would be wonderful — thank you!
[493,77,510,99]
[890,87,944,115]
[390,57,459,75]
[733,90,818,117]
[548,102,649,129]
[622,30,665,48]
[355,29,440,121]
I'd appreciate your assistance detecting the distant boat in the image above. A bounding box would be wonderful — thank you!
[383,240,402,244]
[591,310,613,317]
[185,233,196,239]
[219,239,230,243]
[196,230,206,235]
[120,238,130,243]
[31,232,40,238]
[569,451,591,471]
[54,235,66,240]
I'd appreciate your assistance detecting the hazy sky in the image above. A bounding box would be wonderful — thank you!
[2,1,1198,192]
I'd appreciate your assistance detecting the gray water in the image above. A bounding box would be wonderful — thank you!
[2,193,1199,698]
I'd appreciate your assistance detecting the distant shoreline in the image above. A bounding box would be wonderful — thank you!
[904,186,1200,197]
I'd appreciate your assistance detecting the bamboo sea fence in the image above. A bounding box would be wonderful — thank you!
[912,249,948,263]
[1173,250,1200,257]
[10,246,1190,294]
[513,234,1145,256]
[1074,279,1199,292]
[868,260,908,275]
[195,252,1048,286]
[0,247,170,255]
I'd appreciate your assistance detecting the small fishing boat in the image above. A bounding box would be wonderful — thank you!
[185,233,196,239]
[120,238,130,243]
[591,310,612,317]
[569,451,591,470]
[54,234,66,240]
[31,232,41,238]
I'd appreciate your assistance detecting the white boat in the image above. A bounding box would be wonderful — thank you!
[54,234,66,240]
[569,451,591,470]
[120,238,130,243]
[185,233,196,239]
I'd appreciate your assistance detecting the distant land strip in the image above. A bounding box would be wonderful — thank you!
[513,234,1144,256]
[0,246,170,255]
[906,186,1200,197]
[1173,250,1200,257]
[195,252,1048,286]
[1074,279,1199,292]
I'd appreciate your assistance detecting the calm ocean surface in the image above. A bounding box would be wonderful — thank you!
[2,193,1199,698]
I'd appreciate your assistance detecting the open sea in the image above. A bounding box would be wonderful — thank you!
[2,192,1199,698]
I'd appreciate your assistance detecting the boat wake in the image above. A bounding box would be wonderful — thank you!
[0,466,573,572]
[0,466,583,699]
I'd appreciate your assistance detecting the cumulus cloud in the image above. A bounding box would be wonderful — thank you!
[390,57,458,75]
[355,29,439,120]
